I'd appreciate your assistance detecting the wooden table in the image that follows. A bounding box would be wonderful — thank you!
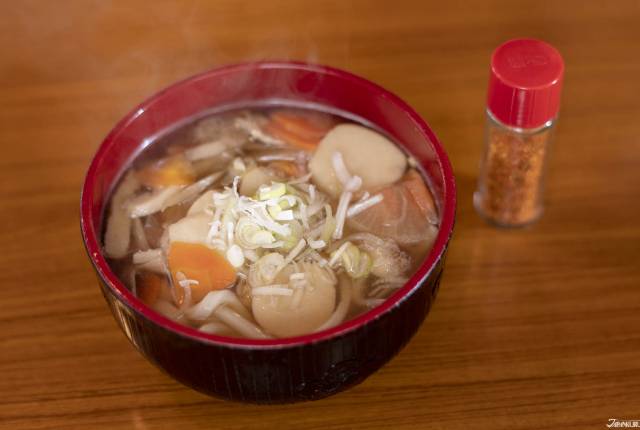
[2,1,639,428]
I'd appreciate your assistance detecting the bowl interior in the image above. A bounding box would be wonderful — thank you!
[81,62,456,347]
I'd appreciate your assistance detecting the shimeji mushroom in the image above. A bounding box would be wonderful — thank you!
[104,172,139,258]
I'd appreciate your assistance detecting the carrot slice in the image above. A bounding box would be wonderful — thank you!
[136,272,168,306]
[136,154,196,188]
[264,110,336,151]
[271,110,334,139]
[402,170,438,222]
[264,121,318,151]
[167,242,236,304]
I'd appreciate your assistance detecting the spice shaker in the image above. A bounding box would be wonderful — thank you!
[474,39,564,227]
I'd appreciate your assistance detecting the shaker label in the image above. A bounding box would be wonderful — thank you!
[507,53,548,69]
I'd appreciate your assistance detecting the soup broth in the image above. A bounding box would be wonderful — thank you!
[103,106,439,339]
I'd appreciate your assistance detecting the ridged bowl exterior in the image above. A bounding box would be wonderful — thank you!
[81,62,456,404]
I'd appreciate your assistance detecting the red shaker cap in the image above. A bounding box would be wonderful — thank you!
[488,38,564,129]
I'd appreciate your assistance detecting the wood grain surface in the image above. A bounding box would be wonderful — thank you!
[2,1,639,428]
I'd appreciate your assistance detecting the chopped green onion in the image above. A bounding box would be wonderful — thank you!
[329,242,372,279]
[251,230,276,245]
[279,195,296,209]
[321,217,336,243]
[275,210,294,221]
[259,182,286,200]
[320,204,336,244]
[276,220,302,251]
[267,204,282,218]
[226,244,245,268]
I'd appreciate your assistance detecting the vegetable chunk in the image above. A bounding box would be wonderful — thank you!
[309,124,407,197]
[348,170,438,245]
[264,109,335,151]
[252,263,336,337]
[168,242,237,303]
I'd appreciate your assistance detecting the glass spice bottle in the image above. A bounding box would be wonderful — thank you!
[474,39,564,227]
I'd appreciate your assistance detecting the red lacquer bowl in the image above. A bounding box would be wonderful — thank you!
[80,62,456,403]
